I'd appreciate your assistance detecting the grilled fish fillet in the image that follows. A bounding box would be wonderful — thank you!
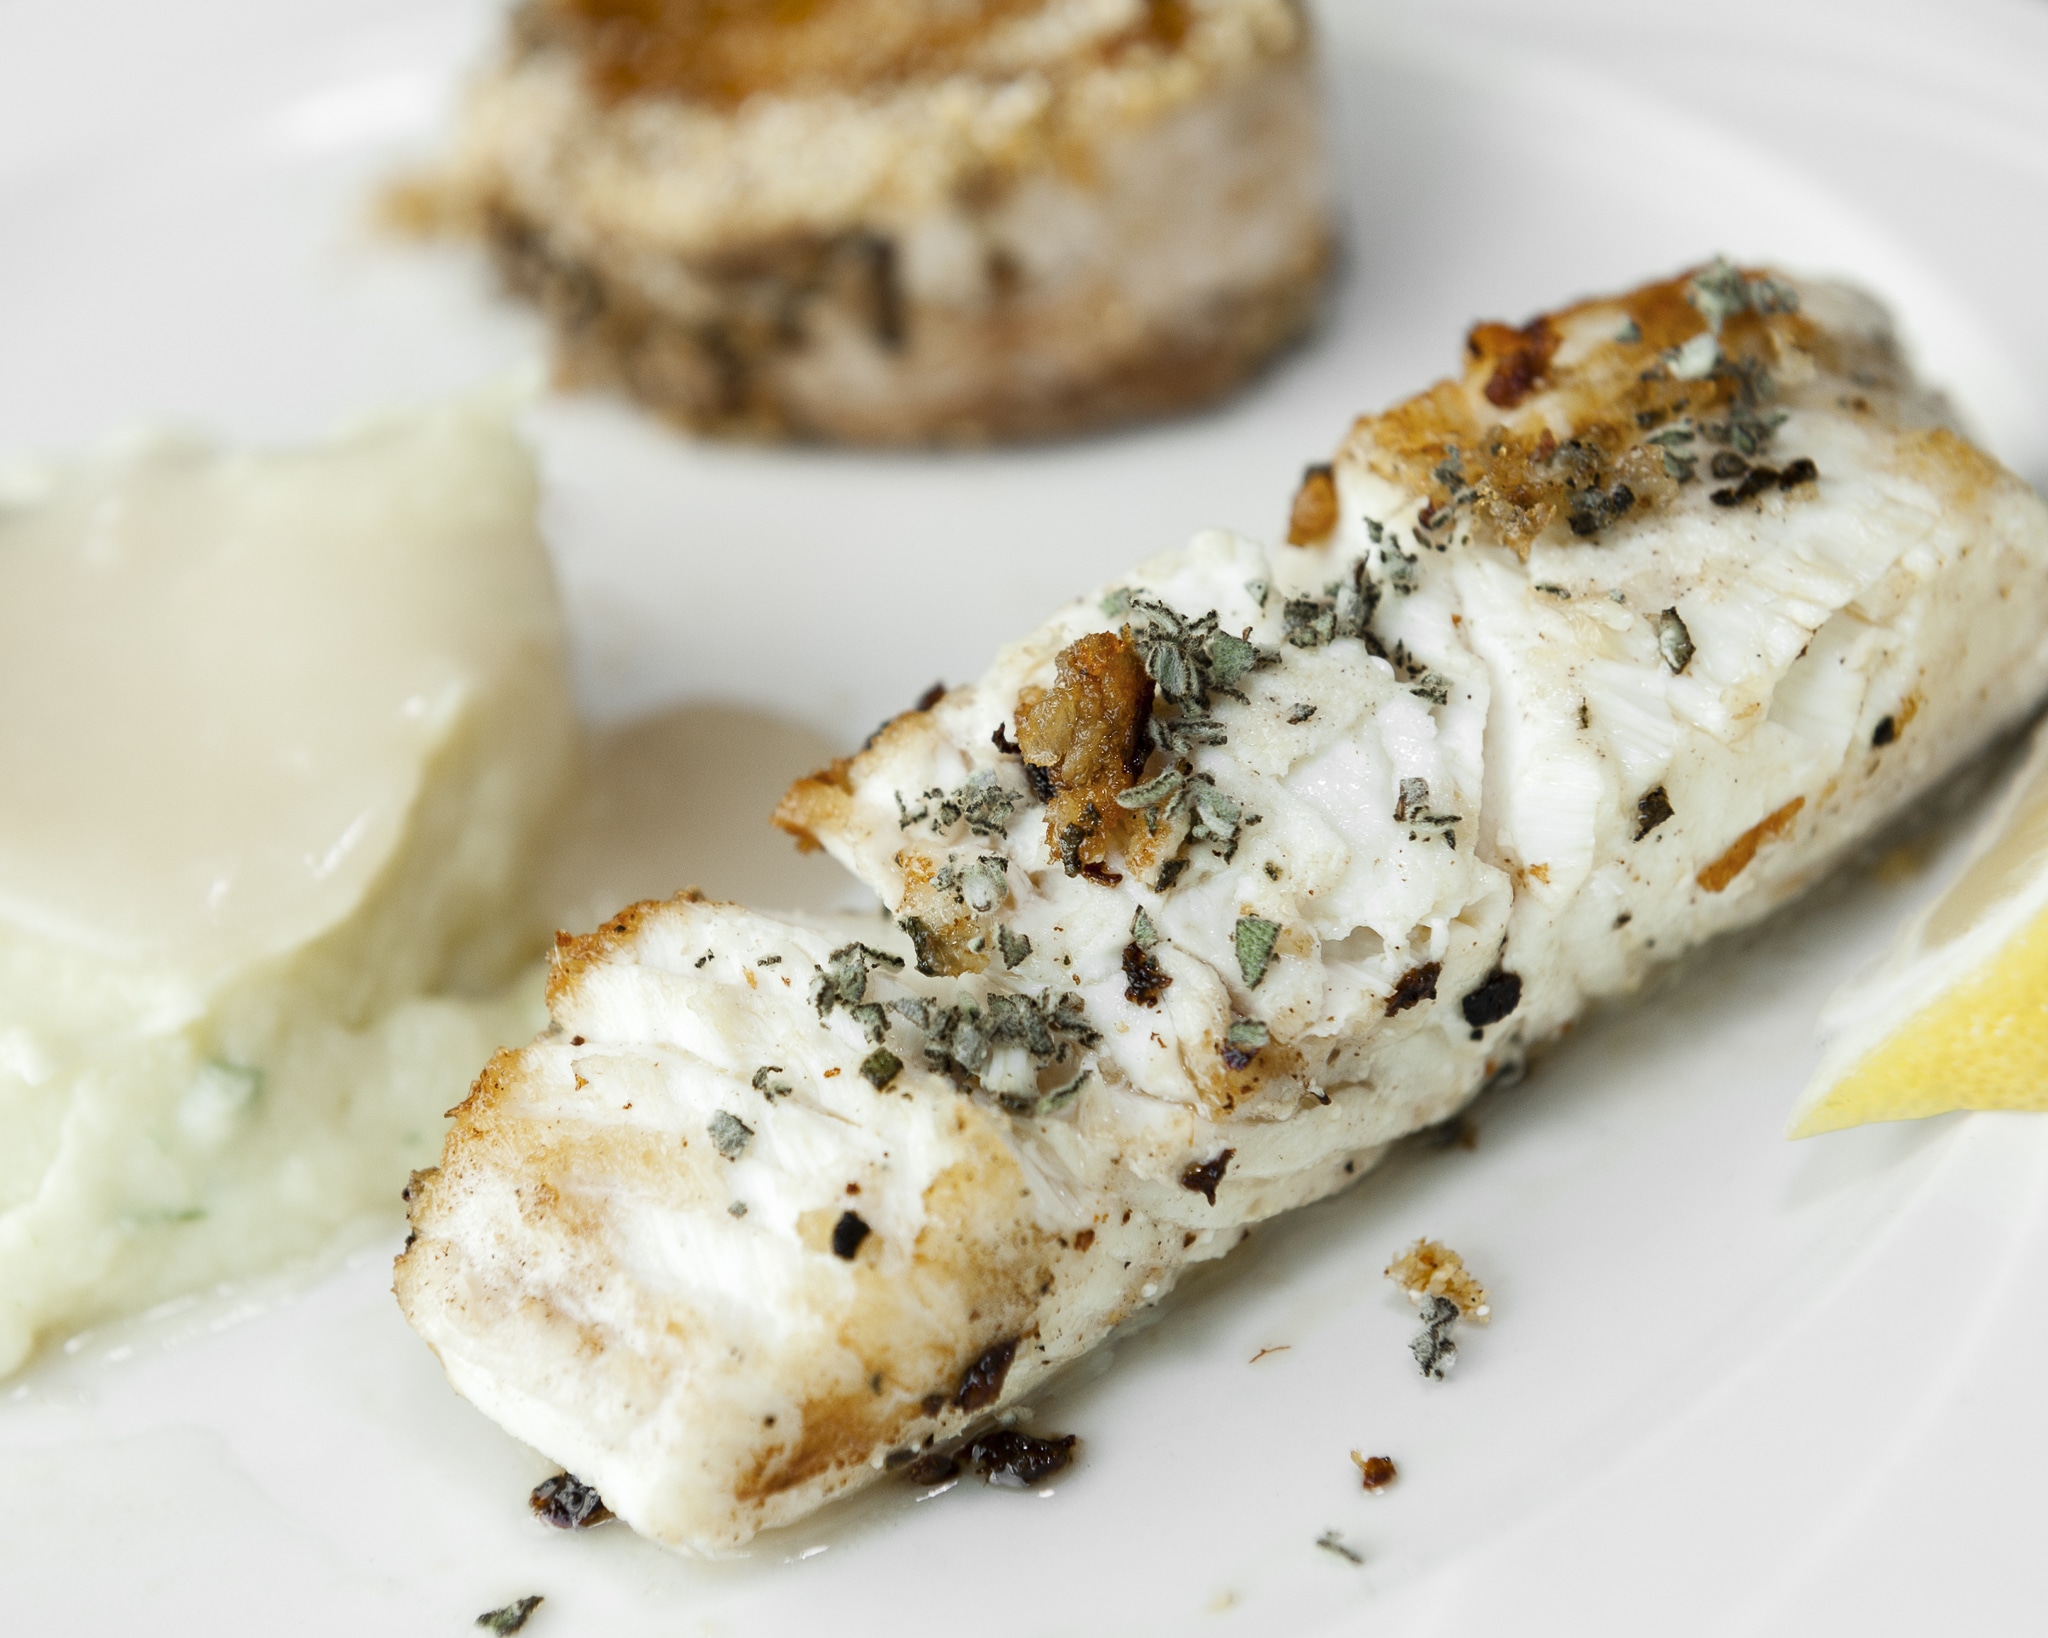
[414,0,1331,443]
[397,265,2048,1551]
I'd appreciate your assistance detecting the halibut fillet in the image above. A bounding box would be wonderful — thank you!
[397,264,2048,1550]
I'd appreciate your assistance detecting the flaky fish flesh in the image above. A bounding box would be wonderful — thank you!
[397,264,2048,1551]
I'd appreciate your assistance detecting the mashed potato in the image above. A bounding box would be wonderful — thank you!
[0,396,573,1375]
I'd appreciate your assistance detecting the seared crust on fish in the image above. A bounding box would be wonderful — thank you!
[404,0,1333,444]
[398,264,2048,1550]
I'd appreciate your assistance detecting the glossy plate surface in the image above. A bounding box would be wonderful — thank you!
[5,1,2048,1631]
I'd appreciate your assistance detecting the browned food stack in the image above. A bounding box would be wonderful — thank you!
[413,0,1333,443]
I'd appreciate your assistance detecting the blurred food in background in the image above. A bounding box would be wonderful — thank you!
[390,0,1333,443]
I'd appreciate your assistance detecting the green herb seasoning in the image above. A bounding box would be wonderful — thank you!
[476,1595,544,1634]
[1283,558,1380,647]
[709,1111,754,1159]
[1687,256,1798,332]
[1130,905,1159,950]
[997,1068,1090,1119]
[1393,777,1461,846]
[958,854,1010,914]
[896,769,1019,838]
[1114,766,1184,826]
[909,989,1098,1090]
[1235,916,1281,989]
[1124,596,1272,717]
[859,1048,902,1090]
[813,942,903,1040]
[1221,1016,1269,1070]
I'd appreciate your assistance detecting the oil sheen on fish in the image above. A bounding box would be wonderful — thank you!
[396,264,2048,1552]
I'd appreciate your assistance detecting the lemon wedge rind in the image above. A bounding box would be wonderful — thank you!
[1792,723,2048,1137]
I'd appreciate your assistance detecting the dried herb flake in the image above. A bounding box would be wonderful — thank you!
[1235,916,1281,989]
[530,1472,611,1530]
[708,1111,753,1159]
[1221,1017,1269,1071]
[476,1595,544,1634]
[1410,1294,1461,1379]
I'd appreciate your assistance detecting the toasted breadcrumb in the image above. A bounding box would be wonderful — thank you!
[1350,1451,1397,1491]
[1385,1239,1490,1322]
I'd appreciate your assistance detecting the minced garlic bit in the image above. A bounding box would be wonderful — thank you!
[1385,1238,1490,1321]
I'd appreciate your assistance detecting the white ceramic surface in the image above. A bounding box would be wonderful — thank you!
[5,2,2048,1632]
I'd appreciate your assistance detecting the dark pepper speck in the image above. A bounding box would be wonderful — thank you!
[954,1338,1018,1411]
[1121,941,1172,1007]
[1635,785,1674,840]
[969,1430,1079,1488]
[1180,1148,1235,1205]
[905,1450,960,1485]
[831,1210,871,1260]
[1384,962,1442,1017]
[1460,969,1522,1029]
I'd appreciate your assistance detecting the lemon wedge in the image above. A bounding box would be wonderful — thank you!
[1792,724,2048,1136]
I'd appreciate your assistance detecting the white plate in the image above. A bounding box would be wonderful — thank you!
[6,1,2048,1631]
